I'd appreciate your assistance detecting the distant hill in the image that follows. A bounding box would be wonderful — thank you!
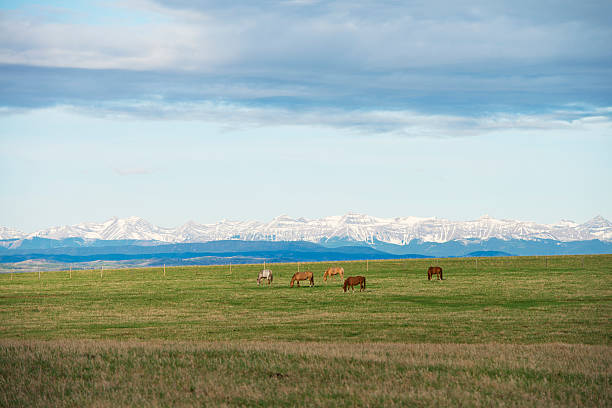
[465,251,514,257]
[1,236,610,273]
[367,238,612,257]
[0,240,428,266]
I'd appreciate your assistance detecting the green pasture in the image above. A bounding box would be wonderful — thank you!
[1,255,610,407]
[1,255,610,344]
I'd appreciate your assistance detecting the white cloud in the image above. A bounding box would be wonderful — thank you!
[65,102,612,139]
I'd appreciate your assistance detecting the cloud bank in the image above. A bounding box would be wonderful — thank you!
[0,0,611,135]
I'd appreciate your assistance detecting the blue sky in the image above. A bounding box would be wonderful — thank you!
[1,0,611,232]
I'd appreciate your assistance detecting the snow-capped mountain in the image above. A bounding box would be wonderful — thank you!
[4,213,611,244]
[0,226,26,240]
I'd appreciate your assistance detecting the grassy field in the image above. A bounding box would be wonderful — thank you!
[1,255,611,406]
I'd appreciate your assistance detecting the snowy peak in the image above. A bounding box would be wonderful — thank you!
[9,214,612,244]
[0,226,26,240]
[29,216,175,242]
[576,215,612,241]
[581,215,612,228]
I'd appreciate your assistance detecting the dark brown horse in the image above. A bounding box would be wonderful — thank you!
[427,266,443,280]
[343,276,366,292]
[290,271,314,287]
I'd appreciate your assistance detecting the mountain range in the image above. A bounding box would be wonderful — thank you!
[2,213,611,245]
[2,214,611,272]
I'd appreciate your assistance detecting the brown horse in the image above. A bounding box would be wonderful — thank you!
[323,266,344,282]
[343,276,366,292]
[427,266,443,280]
[290,271,314,287]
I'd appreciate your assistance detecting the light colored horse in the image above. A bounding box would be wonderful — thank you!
[323,266,344,282]
[290,271,314,287]
[257,269,273,285]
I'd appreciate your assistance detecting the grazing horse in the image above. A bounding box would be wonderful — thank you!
[427,266,443,280]
[290,271,314,287]
[343,276,366,292]
[323,266,344,282]
[257,269,273,285]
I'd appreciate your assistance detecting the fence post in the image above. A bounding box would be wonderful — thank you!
[366,259,369,272]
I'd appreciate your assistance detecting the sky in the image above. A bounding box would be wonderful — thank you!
[1,0,611,232]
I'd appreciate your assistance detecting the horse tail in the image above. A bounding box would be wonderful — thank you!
[439,268,443,280]
[290,277,294,287]
[343,280,347,292]
[363,277,366,290]
[323,271,327,281]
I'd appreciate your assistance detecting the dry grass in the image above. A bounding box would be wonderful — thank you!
[0,340,610,407]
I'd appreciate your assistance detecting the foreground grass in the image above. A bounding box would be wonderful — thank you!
[1,255,610,344]
[1,340,609,407]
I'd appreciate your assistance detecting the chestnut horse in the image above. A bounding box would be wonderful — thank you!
[290,271,314,287]
[343,276,366,292]
[323,266,344,282]
[427,266,443,280]
[257,269,273,285]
